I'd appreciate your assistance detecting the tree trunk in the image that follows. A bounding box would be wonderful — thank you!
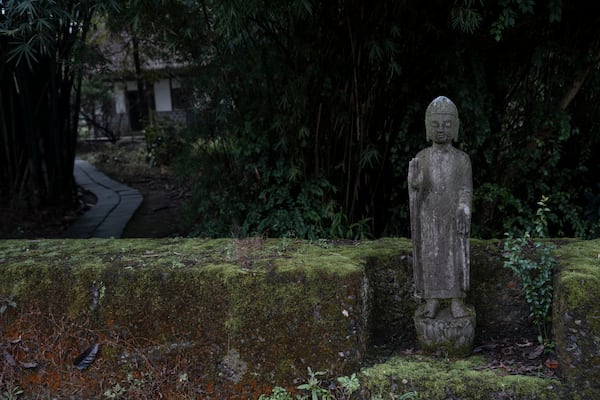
[0,46,76,210]
[131,34,150,129]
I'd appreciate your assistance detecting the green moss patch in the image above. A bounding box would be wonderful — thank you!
[552,239,600,397]
[0,238,369,399]
[555,240,600,322]
[359,355,562,400]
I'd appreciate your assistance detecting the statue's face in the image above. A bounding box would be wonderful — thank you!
[426,113,459,143]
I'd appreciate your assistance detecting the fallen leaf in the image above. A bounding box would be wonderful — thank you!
[501,346,514,356]
[527,345,544,360]
[517,365,541,374]
[516,339,534,348]
[3,349,17,367]
[473,343,497,353]
[74,343,100,371]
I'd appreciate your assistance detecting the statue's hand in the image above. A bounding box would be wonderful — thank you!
[408,158,422,190]
[456,205,471,235]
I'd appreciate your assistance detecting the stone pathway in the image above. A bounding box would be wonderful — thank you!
[63,159,142,238]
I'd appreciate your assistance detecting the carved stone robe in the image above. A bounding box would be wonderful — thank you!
[409,146,472,299]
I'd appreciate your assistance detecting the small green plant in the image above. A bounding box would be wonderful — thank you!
[103,372,145,400]
[258,367,419,400]
[144,117,185,166]
[259,368,361,400]
[297,367,331,400]
[336,373,360,398]
[503,196,557,342]
[259,386,296,400]
[399,391,419,400]
[103,383,126,399]
[330,210,372,240]
[1,385,23,400]
[11,226,24,237]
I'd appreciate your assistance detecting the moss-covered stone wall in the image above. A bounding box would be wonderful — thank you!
[554,240,600,399]
[359,238,599,400]
[1,237,598,399]
[0,238,369,398]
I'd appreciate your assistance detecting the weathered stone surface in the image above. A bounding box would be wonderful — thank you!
[414,305,475,357]
[364,240,532,346]
[468,240,534,339]
[554,240,600,399]
[0,237,596,399]
[0,238,370,398]
[408,96,475,354]
[365,254,418,346]
[409,96,472,304]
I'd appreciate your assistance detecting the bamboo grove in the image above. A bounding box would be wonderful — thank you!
[2,1,599,239]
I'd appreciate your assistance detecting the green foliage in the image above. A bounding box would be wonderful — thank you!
[103,383,126,399]
[102,371,151,398]
[243,174,337,239]
[583,185,600,238]
[1,0,74,67]
[2,0,600,239]
[120,0,600,240]
[173,1,408,239]
[296,368,332,400]
[503,196,557,341]
[259,368,362,400]
[450,0,484,33]
[80,76,119,142]
[144,118,185,167]
[336,373,361,397]
[1,385,23,400]
[473,183,528,238]
[330,212,372,241]
[181,140,346,239]
[0,0,117,209]
[258,368,419,400]
[259,386,296,400]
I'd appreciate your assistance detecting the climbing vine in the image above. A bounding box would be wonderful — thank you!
[503,196,557,342]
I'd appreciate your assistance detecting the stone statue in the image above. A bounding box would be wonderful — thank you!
[408,96,475,355]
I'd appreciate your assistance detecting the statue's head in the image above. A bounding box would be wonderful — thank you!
[425,96,460,143]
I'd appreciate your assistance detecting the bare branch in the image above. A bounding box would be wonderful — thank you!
[558,48,600,111]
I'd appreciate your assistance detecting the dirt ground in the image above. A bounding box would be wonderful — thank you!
[0,139,191,239]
